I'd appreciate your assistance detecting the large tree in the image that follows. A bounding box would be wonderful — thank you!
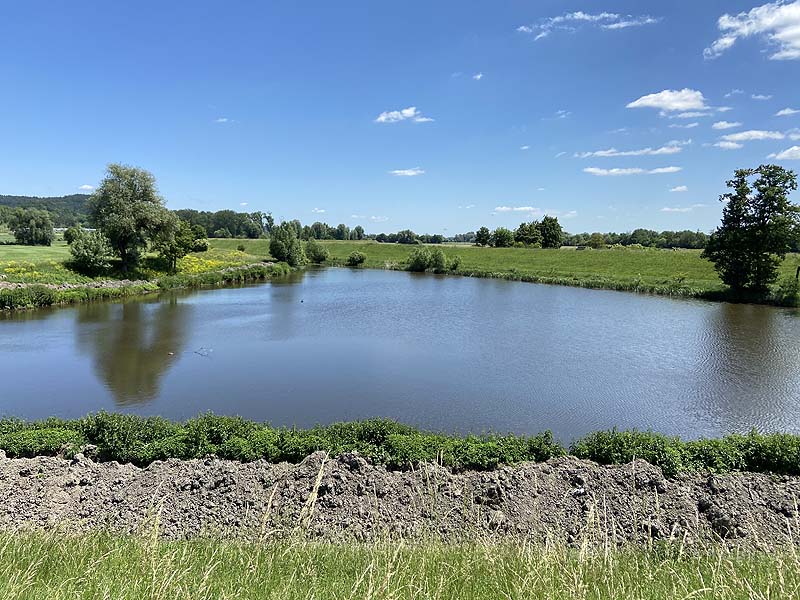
[703,165,799,294]
[89,164,174,272]
[539,215,563,249]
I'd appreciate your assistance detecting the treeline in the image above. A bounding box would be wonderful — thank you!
[174,209,273,239]
[564,229,709,250]
[0,194,90,227]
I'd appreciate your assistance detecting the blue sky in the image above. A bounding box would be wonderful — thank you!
[1,1,799,234]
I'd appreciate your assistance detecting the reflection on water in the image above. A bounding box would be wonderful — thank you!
[75,296,190,405]
[1,268,799,440]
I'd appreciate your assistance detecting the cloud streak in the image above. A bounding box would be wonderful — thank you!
[389,167,425,176]
[583,166,682,176]
[518,11,659,40]
[705,1,800,60]
[375,106,433,123]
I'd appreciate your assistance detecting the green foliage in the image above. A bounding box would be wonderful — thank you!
[305,238,330,263]
[0,285,58,310]
[514,222,543,247]
[430,248,447,273]
[0,428,85,458]
[475,227,491,247]
[63,225,83,245]
[269,222,307,267]
[407,247,433,272]
[539,216,563,249]
[449,255,462,271]
[4,414,800,477]
[152,218,208,272]
[703,165,799,294]
[490,227,514,248]
[570,429,800,478]
[773,275,800,306]
[587,233,606,249]
[7,208,54,246]
[89,164,175,272]
[69,231,112,275]
[345,250,366,266]
[396,229,419,244]
[0,194,90,227]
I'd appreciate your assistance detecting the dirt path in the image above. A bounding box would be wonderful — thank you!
[1,450,797,547]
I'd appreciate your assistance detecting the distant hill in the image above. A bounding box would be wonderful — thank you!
[0,194,91,226]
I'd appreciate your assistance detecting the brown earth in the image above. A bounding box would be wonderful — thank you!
[0,450,797,548]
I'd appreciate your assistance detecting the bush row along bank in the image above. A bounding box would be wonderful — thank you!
[1,414,799,477]
[0,262,290,310]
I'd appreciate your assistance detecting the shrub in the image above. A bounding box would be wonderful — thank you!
[346,251,366,267]
[236,243,246,252]
[69,231,112,275]
[269,224,306,267]
[407,247,432,272]
[63,226,83,245]
[773,276,799,307]
[0,428,85,458]
[306,239,330,264]
[430,249,447,273]
[449,255,462,271]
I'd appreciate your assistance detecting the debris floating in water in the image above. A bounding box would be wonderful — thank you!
[194,347,213,357]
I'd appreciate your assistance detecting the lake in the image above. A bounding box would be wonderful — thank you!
[2,268,799,441]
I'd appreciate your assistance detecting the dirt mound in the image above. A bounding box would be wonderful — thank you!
[0,450,797,547]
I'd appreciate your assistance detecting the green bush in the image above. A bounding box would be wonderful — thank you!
[236,243,246,252]
[407,247,432,272]
[306,239,330,264]
[430,249,447,273]
[69,231,112,275]
[0,428,85,458]
[449,255,462,271]
[345,251,366,267]
[63,226,83,245]
[0,285,58,310]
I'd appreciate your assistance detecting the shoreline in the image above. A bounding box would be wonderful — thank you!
[1,450,797,548]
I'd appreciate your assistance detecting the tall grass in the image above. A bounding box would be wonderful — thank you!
[0,532,796,599]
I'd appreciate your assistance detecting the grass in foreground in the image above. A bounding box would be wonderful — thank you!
[0,532,796,600]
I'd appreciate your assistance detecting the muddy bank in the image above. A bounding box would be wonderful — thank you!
[0,450,797,548]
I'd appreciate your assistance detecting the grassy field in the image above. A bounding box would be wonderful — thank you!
[0,532,794,600]
[210,238,800,300]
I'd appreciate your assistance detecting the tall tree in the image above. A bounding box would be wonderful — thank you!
[89,164,173,272]
[703,165,799,294]
[475,227,491,247]
[539,216,563,248]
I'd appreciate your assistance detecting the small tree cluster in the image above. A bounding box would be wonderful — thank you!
[7,208,54,246]
[406,247,458,273]
[269,222,307,266]
[305,238,330,263]
[474,217,563,249]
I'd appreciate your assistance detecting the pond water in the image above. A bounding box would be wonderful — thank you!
[2,268,799,441]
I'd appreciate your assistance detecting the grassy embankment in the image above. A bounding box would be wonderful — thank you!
[0,232,289,310]
[3,414,800,477]
[0,532,794,600]
[210,238,800,304]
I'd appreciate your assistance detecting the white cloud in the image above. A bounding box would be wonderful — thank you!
[670,111,713,119]
[239,202,248,207]
[752,93,773,100]
[583,166,682,176]
[458,204,475,209]
[627,89,708,112]
[389,167,425,176]
[670,185,689,192]
[712,120,742,129]
[78,184,94,191]
[768,145,800,159]
[725,89,745,97]
[518,11,659,39]
[777,107,800,116]
[472,72,484,80]
[714,141,744,149]
[661,207,694,213]
[554,151,567,157]
[788,128,800,139]
[494,206,539,212]
[554,109,571,119]
[369,216,389,223]
[311,207,326,214]
[717,106,734,112]
[669,122,699,129]
[575,140,690,158]
[721,129,785,141]
[351,214,365,220]
[520,145,530,150]
[215,117,233,123]
[705,1,800,60]
[537,187,546,191]
[375,106,433,123]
